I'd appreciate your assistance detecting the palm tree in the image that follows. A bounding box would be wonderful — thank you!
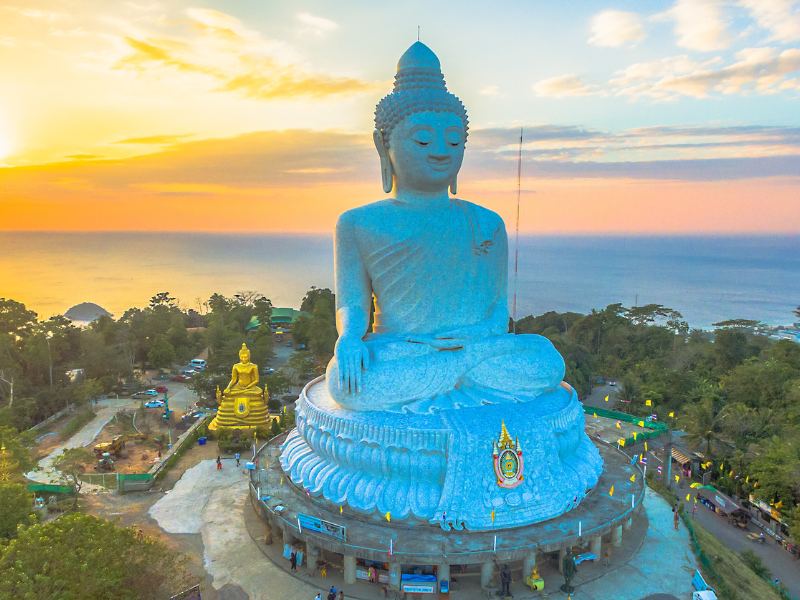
[617,377,639,404]
[682,395,733,457]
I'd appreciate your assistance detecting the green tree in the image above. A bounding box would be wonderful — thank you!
[0,426,34,479]
[0,482,36,539]
[0,513,191,599]
[147,334,176,370]
[286,351,319,385]
[53,447,92,508]
[713,329,758,373]
[617,376,640,404]
[682,395,732,457]
[748,435,800,511]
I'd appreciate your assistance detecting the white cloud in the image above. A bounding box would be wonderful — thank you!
[655,0,730,51]
[479,85,500,96]
[611,47,800,99]
[295,12,338,37]
[532,74,597,97]
[535,47,800,101]
[589,10,645,47]
[114,8,376,100]
[739,0,800,43]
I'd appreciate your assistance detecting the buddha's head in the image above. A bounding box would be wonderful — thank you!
[239,343,251,364]
[374,42,469,195]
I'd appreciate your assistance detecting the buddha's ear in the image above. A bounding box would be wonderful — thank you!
[373,129,393,194]
[449,176,457,195]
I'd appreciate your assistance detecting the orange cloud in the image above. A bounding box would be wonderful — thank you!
[1,127,798,235]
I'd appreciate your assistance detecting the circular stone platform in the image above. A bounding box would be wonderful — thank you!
[252,434,644,567]
[280,377,604,530]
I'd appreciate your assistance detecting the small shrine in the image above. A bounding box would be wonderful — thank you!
[208,343,269,431]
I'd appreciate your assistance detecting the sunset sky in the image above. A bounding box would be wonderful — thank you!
[1,0,799,234]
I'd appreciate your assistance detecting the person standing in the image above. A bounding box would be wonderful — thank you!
[337,591,344,600]
[290,550,298,571]
[315,593,321,600]
[500,564,511,597]
[235,452,241,467]
[673,505,680,530]
[216,455,222,471]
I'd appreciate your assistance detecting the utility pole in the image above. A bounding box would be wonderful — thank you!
[664,426,673,489]
[45,332,54,391]
[0,372,13,407]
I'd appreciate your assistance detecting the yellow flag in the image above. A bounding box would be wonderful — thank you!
[686,493,691,502]
[280,477,284,486]
[490,509,496,523]
[745,475,750,484]
[593,412,598,419]
[674,474,680,483]
[633,432,638,440]
[690,482,700,489]
[609,485,615,496]
[728,470,734,478]
[615,421,621,429]
[645,399,652,407]
[339,505,343,514]
[385,512,391,523]
[720,462,724,472]
[754,482,760,488]
[637,420,645,427]
[668,411,675,418]
[618,438,626,447]
[604,395,609,402]
[629,474,636,483]
[775,500,783,510]
[644,441,648,452]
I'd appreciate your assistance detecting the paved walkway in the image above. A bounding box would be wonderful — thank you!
[26,398,138,491]
[575,488,696,599]
[149,459,315,600]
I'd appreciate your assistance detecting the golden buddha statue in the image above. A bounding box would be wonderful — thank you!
[208,343,270,431]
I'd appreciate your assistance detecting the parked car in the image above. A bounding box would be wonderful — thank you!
[190,359,207,370]
[155,385,168,393]
[144,400,165,408]
[262,367,275,375]
[181,369,197,377]
[144,389,158,396]
[171,374,190,382]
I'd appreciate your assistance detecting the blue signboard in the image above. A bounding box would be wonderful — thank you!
[297,513,347,542]
[401,574,437,594]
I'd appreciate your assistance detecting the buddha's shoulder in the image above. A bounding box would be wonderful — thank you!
[337,200,403,228]
[455,199,506,230]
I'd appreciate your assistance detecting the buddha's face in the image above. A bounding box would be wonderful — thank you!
[388,111,465,193]
[239,349,250,364]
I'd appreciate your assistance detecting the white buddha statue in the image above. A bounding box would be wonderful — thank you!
[326,41,565,411]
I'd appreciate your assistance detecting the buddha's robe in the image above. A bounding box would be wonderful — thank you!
[326,198,564,410]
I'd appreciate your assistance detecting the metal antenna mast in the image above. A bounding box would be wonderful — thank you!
[512,127,523,333]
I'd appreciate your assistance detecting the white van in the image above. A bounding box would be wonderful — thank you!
[190,359,207,370]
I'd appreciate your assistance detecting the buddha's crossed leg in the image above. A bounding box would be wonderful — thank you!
[326,333,565,410]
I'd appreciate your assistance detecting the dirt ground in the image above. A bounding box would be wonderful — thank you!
[82,408,196,474]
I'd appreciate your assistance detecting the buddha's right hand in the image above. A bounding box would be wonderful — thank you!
[334,335,370,394]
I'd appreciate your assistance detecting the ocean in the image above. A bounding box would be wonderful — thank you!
[0,232,797,329]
